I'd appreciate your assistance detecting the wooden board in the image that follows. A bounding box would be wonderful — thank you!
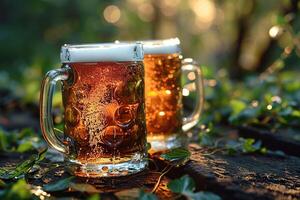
[170,144,300,200]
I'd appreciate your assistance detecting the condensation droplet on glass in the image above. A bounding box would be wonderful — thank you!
[101,125,124,147]
[114,105,134,127]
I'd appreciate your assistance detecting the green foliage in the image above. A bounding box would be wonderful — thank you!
[87,194,101,200]
[197,123,268,156]
[0,179,34,200]
[226,138,267,155]
[198,123,218,147]
[0,148,47,179]
[146,142,152,151]
[0,128,44,153]
[160,148,191,165]
[43,176,75,192]
[168,175,221,200]
[201,67,300,131]
[138,190,158,200]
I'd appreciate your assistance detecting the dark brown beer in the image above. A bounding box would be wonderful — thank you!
[62,61,146,165]
[144,54,183,146]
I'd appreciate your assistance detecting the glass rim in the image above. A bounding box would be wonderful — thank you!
[115,38,182,55]
[60,42,144,63]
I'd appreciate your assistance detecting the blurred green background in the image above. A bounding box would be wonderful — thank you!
[0,0,299,132]
[0,0,299,101]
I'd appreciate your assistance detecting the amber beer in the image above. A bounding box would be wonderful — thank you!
[144,54,182,139]
[40,43,147,177]
[143,38,204,152]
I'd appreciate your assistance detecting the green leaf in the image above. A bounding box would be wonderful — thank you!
[168,175,222,200]
[241,138,263,153]
[43,176,75,192]
[0,129,8,151]
[138,190,158,200]
[242,138,256,153]
[0,179,32,200]
[230,100,246,115]
[160,148,191,165]
[189,191,222,200]
[146,142,151,151]
[167,175,195,194]
[0,148,47,179]
[87,194,101,200]
[0,155,36,179]
[275,14,287,25]
[199,133,215,146]
[36,148,47,162]
[16,141,34,153]
[18,128,35,139]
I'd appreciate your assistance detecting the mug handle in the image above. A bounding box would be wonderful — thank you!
[181,58,205,132]
[40,66,71,154]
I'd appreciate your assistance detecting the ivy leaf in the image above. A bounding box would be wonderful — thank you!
[189,191,222,200]
[138,190,158,200]
[168,175,221,200]
[275,14,287,26]
[160,148,191,166]
[241,138,263,153]
[0,179,33,200]
[168,175,195,193]
[43,176,75,192]
[242,138,256,153]
[0,129,9,151]
[87,194,101,200]
[18,128,35,139]
[199,133,215,146]
[146,142,152,151]
[0,148,47,179]
[16,141,34,153]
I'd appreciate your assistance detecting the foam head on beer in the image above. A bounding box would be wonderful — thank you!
[141,38,181,55]
[60,43,144,63]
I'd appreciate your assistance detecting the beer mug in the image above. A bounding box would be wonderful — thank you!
[40,43,147,177]
[142,38,204,152]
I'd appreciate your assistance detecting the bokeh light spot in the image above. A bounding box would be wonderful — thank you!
[269,25,281,38]
[103,5,121,24]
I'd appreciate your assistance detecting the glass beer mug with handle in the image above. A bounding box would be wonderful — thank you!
[142,38,204,153]
[40,43,148,177]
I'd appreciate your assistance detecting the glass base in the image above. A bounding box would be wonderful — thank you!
[147,133,187,153]
[66,154,148,178]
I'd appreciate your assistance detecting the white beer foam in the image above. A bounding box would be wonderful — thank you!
[141,38,181,55]
[60,43,144,63]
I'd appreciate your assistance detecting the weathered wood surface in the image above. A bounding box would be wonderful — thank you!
[238,126,300,157]
[1,144,300,199]
[0,152,174,199]
[171,144,300,200]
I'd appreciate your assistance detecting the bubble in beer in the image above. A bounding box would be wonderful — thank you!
[103,102,119,123]
[114,81,136,103]
[101,126,124,147]
[114,105,134,127]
